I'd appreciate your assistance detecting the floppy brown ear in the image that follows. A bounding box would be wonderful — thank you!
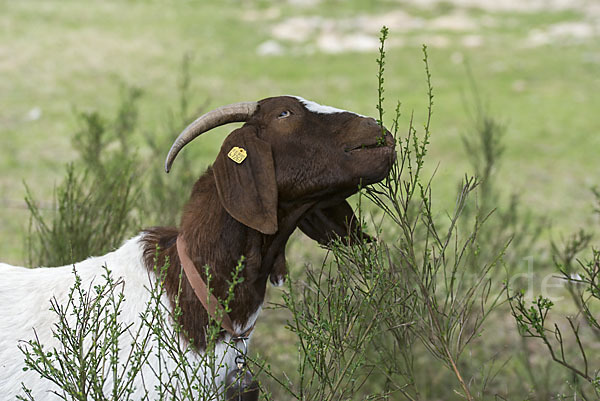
[298,201,374,246]
[213,125,278,234]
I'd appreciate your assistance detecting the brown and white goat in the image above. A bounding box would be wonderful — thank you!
[0,95,395,399]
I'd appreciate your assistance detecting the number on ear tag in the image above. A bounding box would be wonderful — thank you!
[227,147,247,164]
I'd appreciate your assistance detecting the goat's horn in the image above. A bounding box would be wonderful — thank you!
[165,101,258,172]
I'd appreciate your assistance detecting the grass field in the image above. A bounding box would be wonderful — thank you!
[1,1,600,399]
[2,0,599,264]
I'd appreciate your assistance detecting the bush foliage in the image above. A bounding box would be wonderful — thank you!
[20,28,600,400]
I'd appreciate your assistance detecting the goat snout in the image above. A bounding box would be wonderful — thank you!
[342,117,395,154]
[341,122,395,185]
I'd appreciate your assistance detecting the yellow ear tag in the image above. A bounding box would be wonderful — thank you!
[227,147,247,164]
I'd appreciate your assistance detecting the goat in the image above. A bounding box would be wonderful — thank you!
[0,95,395,400]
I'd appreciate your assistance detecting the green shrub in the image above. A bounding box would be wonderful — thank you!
[18,258,246,401]
[247,29,505,401]
[25,57,199,267]
[25,88,143,267]
[21,28,598,401]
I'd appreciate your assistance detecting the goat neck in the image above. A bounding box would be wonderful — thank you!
[142,169,317,349]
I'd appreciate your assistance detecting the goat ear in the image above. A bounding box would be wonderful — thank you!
[298,201,374,246]
[213,125,278,234]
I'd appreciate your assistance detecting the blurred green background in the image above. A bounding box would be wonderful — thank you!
[1,2,600,398]
[2,0,599,266]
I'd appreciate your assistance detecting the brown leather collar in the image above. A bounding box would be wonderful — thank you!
[176,236,254,338]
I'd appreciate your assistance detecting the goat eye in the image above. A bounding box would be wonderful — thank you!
[278,110,291,119]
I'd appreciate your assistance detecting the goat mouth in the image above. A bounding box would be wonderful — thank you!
[345,132,395,153]
[345,142,385,153]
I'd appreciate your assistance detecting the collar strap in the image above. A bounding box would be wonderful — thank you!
[176,236,254,338]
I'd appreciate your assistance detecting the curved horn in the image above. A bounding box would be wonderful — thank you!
[165,101,258,172]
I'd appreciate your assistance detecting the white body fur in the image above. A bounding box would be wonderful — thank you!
[0,235,257,400]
